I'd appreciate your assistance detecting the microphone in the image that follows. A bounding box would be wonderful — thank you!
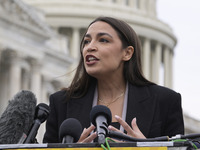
[59,118,82,143]
[0,90,37,144]
[24,103,50,143]
[90,105,112,144]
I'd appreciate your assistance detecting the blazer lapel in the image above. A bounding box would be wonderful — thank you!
[126,83,157,137]
[66,84,96,129]
[65,82,157,137]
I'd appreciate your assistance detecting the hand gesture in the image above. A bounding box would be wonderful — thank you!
[108,115,146,139]
[78,125,97,143]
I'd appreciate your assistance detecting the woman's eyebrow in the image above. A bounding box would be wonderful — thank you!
[97,32,113,38]
[84,34,91,38]
[84,32,113,38]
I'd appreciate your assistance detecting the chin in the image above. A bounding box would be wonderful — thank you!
[87,72,98,77]
[86,71,99,78]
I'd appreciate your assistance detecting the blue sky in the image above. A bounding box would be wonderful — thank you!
[157,0,200,120]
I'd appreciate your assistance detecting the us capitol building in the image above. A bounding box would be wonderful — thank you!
[0,0,199,142]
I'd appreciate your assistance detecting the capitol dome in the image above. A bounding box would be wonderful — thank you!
[23,0,177,88]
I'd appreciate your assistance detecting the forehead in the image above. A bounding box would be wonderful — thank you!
[86,21,118,36]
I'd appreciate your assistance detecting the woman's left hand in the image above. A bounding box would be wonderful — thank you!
[78,125,97,143]
[108,115,146,139]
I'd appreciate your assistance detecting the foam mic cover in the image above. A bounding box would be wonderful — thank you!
[90,105,112,126]
[24,103,50,143]
[0,90,37,144]
[90,105,112,144]
[59,118,82,143]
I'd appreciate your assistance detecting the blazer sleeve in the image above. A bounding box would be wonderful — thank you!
[163,92,184,136]
[43,94,59,143]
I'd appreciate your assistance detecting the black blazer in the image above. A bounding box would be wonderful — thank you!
[43,83,184,143]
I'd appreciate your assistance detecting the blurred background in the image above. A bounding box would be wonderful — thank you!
[157,0,200,121]
[0,0,199,143]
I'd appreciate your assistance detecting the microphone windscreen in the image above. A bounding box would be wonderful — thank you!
[59,118,82,143]
[90,105,112,126]
[35,103,50,123]
[0,90,37,144]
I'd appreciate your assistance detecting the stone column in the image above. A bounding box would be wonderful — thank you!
[147,0,156,16]
[142,38,151,80]
[129,0,136,8]
[140,0,146,11]
[71,27,80,59]
[163,46,171,88]
[41,78,47,104]
[0,44,5,80]
[152,42,162,84]
[116,0,125,5]
[0,47,2,73]
[0,50,9,114]
[0,53,2,79]
[134,0,140,9]
[7,50,22,98]
[169,50,173,88]
[36,77,47,143]
[29,58,42,102]
[103,0,112,2]
[21,67,30,90]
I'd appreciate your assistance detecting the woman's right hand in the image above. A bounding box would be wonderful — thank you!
[108,115,146,139]
[78,125,97,143]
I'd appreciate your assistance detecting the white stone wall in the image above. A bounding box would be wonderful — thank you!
[0,0,74,142]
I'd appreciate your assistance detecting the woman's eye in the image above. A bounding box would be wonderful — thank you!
[83,39,90,45]
[100,38,109,43]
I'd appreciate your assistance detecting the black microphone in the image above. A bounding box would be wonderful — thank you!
[59,118,82,143]
[90,105,112,144]
[24,103,50,143]
[0,90,37,144]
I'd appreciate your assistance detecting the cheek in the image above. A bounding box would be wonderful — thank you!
[82,48,87,60]
[111,48,124,59]
[82,48,86,56]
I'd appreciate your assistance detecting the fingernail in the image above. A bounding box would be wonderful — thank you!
[115,115,120,119]
[133,117,137,122]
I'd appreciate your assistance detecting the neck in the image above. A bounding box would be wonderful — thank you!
[97,79,126,103]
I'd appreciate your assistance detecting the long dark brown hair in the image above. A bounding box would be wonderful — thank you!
[63,16,155,100]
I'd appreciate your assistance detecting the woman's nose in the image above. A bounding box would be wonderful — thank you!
[87,41,97,52]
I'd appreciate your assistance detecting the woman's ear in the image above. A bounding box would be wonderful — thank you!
[123,46,134,61]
